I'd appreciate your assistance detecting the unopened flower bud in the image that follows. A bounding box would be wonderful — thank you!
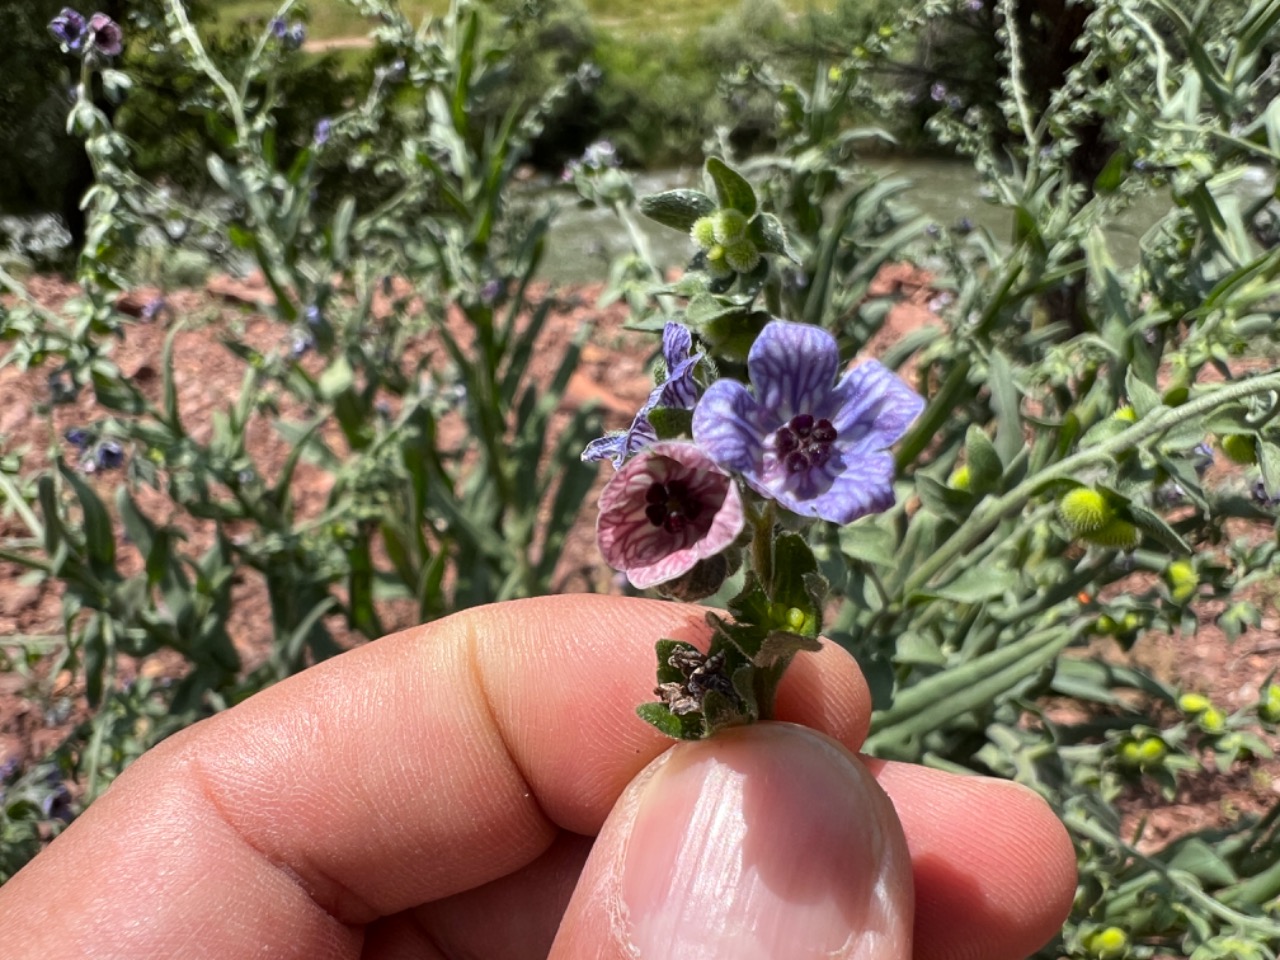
[1086,926,1129,959]
[1259,684,1280,724]
[948,464,971,491]
[1113,405,1136,422]
[1178,692,1211,714]
[1164,560,1198,603]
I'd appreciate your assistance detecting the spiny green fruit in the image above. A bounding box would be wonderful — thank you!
[1085,927,1129,960]
[712,208,750,244]
[724,239,761,274]
[690,216,717,249]
[1135,737,1167,764]
[1164,560,1199,604]
[1084,518,1142,550]
[1058,488,1114,534]
[705,244,733,280]
[1178,692,1211,714]
[1199,706,1226,733]
[948,464,971,491]
[1220,433,1258,465]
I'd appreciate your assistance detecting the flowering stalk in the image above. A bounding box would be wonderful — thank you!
[584,158,924,740]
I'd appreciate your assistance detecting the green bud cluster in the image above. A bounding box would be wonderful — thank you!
[1117,735,1166,769]
[1085,926,1129,960]
[690,210,761,278]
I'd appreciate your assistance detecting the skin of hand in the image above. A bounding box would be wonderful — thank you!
[0,595,1076,960]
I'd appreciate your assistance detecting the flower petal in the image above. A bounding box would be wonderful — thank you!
[747,321,840,420]
[693,379,772,473]
[662,321,693,368]
[777,450,897,525]
[596,442,744,588]
[825,360,925,448]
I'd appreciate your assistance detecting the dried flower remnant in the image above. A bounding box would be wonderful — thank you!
[583,322,702,468]
[596,441,743,589]
[693,321,923,525]
[656,648,739,715]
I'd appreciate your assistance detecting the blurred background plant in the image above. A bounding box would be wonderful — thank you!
[3,0,1280,957]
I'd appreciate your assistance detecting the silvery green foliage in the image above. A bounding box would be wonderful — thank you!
[0,0,600,878]
[594,0,1280,955]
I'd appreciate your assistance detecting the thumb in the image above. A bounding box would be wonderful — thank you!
[550,722,914,960]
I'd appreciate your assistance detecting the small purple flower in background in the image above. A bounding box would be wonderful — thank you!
[141,296,165,322]
[930,82,948,103]
[269,17,288,39]
[480,279,504,305]
[597,441,744,589]
[64,427,91,449]
[693,320,923,525]
[304,304,323,328]
[49,7,87,49]
[94,440,124,471]
[314,118,332,146]
[287,22,307,49]
[583,321,702,468]
[87,12,122,56]
[290,328,314,358]
[1192,441,1215,476]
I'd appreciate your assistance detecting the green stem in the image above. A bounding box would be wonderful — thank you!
[903,370,1280,596]
[752,500,776,592]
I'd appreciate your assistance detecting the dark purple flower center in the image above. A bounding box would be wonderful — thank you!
[774,414,837,473]
[644,479,704,534]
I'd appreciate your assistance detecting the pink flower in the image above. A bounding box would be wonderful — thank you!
[597,441,744,589]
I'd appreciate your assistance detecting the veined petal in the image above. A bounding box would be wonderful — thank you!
[826,360,925,449]
[693,379,772,473]
[662,321,694,368]
[656,355,700,410]
[782,450,897,525]
[746,321,840,421]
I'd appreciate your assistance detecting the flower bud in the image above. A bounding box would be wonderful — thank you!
[1219,433,1258,465]
[1178,692,1211,714]
[1113,405,1137,422]
[1085,926,1129,959]
[1058,487,1113,534]
[948,464,971,491]
[1164,560,1198,604]
[704,245,733,280]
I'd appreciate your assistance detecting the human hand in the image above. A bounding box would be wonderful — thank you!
[0,596,1075,959]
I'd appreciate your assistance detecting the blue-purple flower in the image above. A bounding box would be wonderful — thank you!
[692,320,923,525]
[49,8,87,49]
[597,441,744,589]
[314,118,332,146]
[582,321,702,468]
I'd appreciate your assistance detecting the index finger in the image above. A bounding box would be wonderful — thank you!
[0,595,871,959]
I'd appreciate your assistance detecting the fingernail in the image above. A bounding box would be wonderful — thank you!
[616,724,912,960]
